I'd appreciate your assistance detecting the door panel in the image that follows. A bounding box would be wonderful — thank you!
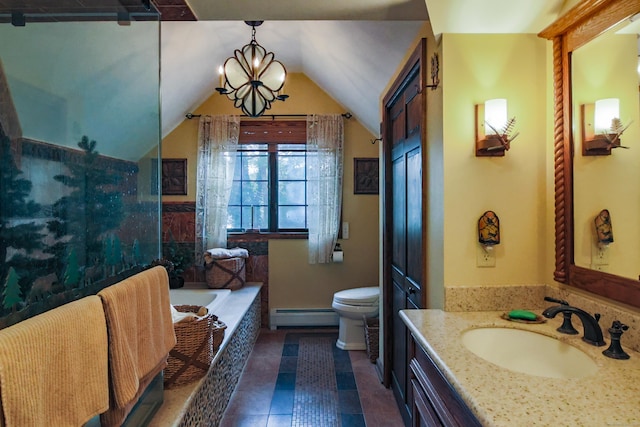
[406,144,422,293]
[392,155,406,272]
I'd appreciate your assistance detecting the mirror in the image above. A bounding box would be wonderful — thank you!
[572,18,640,280]
[540,0,640,307]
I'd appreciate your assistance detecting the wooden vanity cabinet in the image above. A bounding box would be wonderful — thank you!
[409,335,482,427]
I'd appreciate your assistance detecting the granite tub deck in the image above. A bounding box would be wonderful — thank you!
[150,283,262,427]
[401,309,640,427]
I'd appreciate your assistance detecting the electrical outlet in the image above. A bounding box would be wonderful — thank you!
[476,245,496,267]
[591,245,609,266]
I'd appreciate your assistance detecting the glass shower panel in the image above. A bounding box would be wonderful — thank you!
[0,3,161,328]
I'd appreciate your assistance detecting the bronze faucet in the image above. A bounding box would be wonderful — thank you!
[542,297,606,346]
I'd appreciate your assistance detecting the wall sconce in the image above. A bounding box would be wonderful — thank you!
[475,99,519,157]
[581,98,630,156]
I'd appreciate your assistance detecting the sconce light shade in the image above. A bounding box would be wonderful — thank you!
[594,98,619,133]
[475,99,518,157]
[478,210,500,246]
[581,98,629,156]
[484,99,507,135]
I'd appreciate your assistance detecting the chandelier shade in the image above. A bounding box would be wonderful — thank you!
[217,21,288,117]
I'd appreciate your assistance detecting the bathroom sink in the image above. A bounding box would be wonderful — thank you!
[461,327,598,379]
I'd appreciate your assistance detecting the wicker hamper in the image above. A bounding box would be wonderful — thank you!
[364,316,379,364]
[164,305,226,389]
[204,255,246,290]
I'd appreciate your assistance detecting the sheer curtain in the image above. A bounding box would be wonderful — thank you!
[195,115,240,264]
[306,114,344,264]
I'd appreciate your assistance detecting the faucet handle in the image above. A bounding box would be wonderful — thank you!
[544,296,570,305]
[603,320,630,360]
[611,320,629,332]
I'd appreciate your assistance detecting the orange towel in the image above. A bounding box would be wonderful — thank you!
[98,266,176,410]
[0,296,109,427]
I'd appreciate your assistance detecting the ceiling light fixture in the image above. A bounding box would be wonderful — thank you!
[216,21,288,117]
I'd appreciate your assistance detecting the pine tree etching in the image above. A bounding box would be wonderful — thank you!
[45,136,124,282]
[0,123,45,306]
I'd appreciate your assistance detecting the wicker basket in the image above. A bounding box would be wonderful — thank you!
[164,305,227,389]
[204,255,246,290]
[364,317,379,364]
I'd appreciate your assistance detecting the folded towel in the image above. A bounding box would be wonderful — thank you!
[171,306,198,323]
[0,296,109,427]
[206,247,249,259]
[98,266,176,418]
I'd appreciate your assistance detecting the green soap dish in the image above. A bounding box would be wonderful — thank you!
[501,310,546,324]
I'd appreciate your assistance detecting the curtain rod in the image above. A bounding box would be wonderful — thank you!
[185,112,352,120]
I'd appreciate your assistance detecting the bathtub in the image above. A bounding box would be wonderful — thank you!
[169,288,231,314]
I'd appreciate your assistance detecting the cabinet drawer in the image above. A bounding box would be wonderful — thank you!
[411,378,442,427]
[410,338,482,427]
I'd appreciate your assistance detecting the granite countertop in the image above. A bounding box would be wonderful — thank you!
[400,309,640,426]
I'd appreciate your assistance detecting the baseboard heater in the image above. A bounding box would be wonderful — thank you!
[270,308,339,330]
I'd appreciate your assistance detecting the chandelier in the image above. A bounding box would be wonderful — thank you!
[216,21,288,117]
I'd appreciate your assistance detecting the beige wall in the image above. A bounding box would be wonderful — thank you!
[442,34,549,287]
[162,73,380,310]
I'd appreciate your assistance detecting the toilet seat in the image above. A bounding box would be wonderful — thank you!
[333,286,379,306]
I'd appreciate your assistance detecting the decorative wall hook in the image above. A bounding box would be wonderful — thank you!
[416,52,440,93]
[475,99,519,157]
[370,137,382,145]
[425,52,440,90]
[582,99,631,156]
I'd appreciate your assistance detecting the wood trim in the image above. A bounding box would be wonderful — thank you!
[239,120,306,144]
[565,0,640,52]
[539,0,615,39]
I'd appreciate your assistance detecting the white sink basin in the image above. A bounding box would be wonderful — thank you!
[461,327,598,379]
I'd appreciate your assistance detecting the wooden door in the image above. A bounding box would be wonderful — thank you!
[382,39,427,426]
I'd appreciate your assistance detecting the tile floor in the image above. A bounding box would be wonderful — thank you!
[220,329,404,427]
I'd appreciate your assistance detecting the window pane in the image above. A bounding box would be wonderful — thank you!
[278,153,305,180]
[242,205,267,229]
[242,181,268,205]
[233,156,242,180]
[242,154,268,180]
[278,144,306,151]
[227,206,241,229]
[279,206,306,229]
[279,181,305,205]
[229,181,241,205]
[240,144,267,151]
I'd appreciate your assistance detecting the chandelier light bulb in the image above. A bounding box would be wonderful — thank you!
[218,65,224,87]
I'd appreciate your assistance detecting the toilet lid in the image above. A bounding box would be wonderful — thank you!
[334,287,379,305]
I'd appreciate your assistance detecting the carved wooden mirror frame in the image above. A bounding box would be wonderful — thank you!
[540,0,640,307]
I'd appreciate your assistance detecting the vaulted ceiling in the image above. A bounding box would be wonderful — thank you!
[160,0,569,139]
[0,0,569,161]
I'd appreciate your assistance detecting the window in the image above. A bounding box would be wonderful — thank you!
[227,121,309,232]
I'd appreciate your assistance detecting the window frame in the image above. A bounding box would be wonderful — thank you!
[228,120,309,235]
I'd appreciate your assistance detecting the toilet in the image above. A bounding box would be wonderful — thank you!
[332,286,380,350]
